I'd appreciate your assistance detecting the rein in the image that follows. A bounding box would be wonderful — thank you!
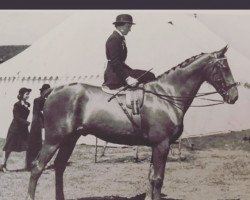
[141,56,238,109]
[143,89,223,108]
[141,82,238,109]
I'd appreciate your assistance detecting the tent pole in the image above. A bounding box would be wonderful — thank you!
[94,137,98,163]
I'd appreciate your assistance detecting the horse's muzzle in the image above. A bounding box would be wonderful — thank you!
[227,95,238,104]
[225,86,238,104]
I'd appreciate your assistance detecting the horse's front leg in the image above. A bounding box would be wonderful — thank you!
[145,139,170,200]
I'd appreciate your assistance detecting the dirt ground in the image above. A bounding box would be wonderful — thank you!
[0,130,250,200]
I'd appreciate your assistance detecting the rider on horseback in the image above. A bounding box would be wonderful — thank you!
[102,14,155,90]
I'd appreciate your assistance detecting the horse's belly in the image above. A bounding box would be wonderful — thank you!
[95,133,148,146]
[84,125,148,146]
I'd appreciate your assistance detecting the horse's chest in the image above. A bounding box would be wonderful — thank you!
[144,104,181,125]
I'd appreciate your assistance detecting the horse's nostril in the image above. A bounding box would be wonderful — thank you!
[233,95,238,103]
[229,95,238,104]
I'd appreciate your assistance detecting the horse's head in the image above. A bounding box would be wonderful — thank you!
[205,46,238,104]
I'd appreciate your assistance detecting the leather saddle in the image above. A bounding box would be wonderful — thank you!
[102,84,145,115]
[102,84,147,138]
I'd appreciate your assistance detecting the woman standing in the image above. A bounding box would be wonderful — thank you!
[0,87,31,172]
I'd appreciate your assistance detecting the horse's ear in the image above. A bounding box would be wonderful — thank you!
[215,45,228,57]
[222,45,228,54]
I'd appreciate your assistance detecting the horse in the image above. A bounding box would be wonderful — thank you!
[26,46,238,200]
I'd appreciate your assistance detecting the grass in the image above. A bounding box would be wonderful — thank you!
[181,129,250,151]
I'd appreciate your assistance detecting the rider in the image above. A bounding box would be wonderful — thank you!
[103,14,156,90]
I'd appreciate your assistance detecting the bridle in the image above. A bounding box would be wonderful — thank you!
[142,56,238,110]
[208,56,237,98]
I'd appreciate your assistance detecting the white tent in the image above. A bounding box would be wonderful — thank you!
[156,14,250,137]
[197,13,250,60]
[0,11,250,144]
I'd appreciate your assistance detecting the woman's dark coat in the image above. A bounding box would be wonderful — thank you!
[3,101,30,152]
[103,31,155,89]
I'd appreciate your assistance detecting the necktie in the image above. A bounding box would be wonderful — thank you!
[122,37,126,49]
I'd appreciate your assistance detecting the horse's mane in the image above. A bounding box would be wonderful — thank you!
[157,52,205,79]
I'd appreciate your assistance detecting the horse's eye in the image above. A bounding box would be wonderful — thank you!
[219,61,228,69]
[214,74,221,82]
[216,63,223,69]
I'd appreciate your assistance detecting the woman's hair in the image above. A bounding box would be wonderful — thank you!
[17,91,30,100]
[17,94,24,100]
[17,87,31,100]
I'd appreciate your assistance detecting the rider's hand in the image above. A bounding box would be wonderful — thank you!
[126,76,138,87]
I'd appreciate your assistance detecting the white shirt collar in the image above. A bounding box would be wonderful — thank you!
[21,100,25,106]
[115,30,125,38]
[21,100,29,107]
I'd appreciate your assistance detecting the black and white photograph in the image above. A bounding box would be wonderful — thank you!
[0,10,249,200]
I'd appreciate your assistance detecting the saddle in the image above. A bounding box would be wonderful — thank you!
[102,84,145,133]
[102,84,144,115]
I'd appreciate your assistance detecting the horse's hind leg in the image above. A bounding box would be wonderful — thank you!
[54,132,81,200]
[27,142,59,200]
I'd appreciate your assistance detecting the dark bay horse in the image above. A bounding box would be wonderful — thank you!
[26,46,238,200]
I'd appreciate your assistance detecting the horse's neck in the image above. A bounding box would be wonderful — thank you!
[149,55,210,112]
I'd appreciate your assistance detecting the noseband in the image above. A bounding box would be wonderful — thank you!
[210,57,237,96]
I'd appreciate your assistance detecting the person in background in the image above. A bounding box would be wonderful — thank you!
[26,84,51,171]
[103,14,156,90]
[0,87,31,172]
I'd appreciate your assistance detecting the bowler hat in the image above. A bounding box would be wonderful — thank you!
[113,14,135,25]
[39,84,51,92]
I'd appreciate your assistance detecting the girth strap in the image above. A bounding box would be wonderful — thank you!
[115,96,140,129]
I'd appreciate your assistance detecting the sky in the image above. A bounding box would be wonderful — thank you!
[197,13,250,59]
[0,10,72,45]
[1,9,250,47]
